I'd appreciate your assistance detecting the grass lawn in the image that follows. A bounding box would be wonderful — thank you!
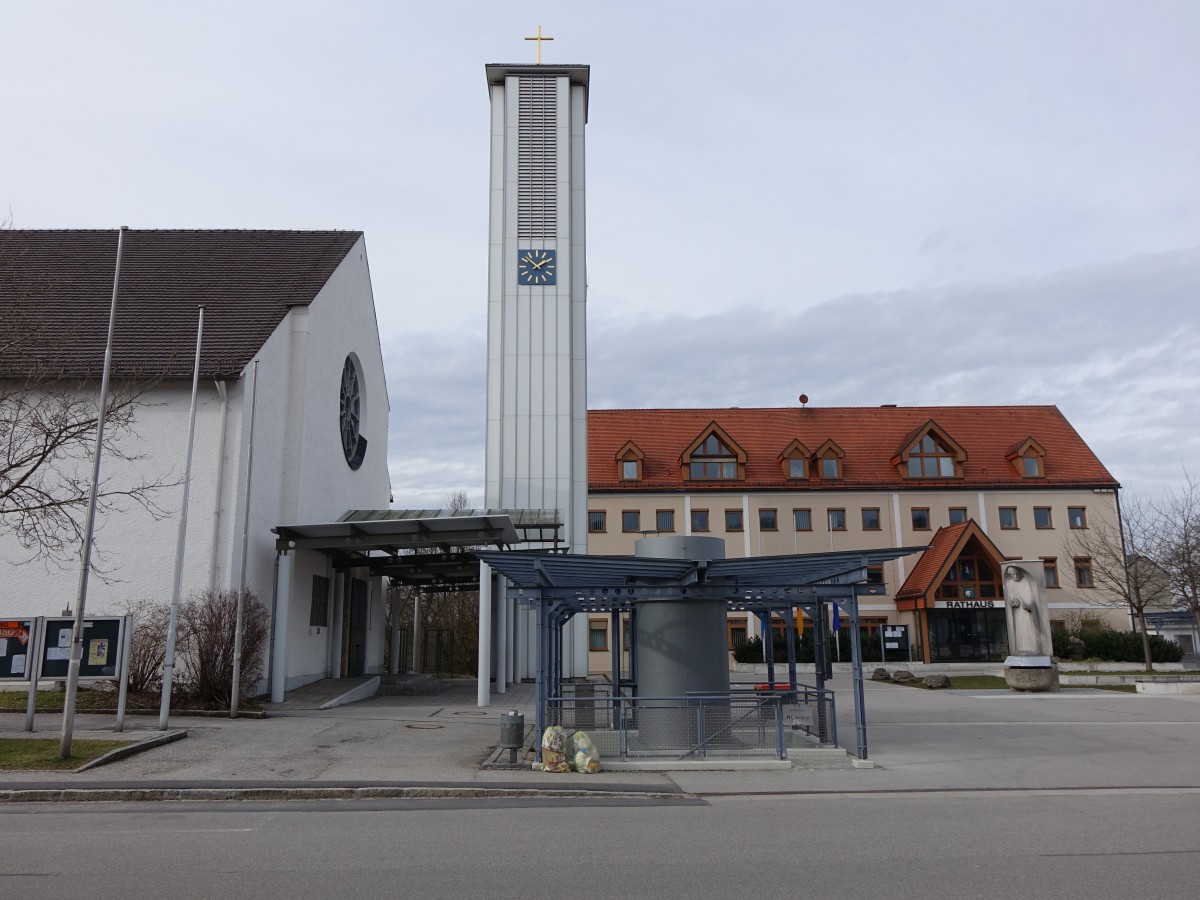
[0,738,131,770]
[0,689,154,712]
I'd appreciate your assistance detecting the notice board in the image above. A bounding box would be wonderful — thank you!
[0,620,36,680]
[39,617,124,679]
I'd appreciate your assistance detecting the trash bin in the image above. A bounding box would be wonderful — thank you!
[499,711,524,764]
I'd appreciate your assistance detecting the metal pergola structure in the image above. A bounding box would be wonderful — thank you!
[473,545,926,760]
[273,508,561,588]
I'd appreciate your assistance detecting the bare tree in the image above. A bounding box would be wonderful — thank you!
[1157,473,1200,644]
[1,232,176,572]
[1066,494,1169,671]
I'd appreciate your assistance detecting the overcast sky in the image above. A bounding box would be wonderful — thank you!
[3,1,1197,507]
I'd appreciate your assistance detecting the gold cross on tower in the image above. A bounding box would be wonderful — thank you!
[524,24,553,65]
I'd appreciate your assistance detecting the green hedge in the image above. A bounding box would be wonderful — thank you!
[732,630,889,665]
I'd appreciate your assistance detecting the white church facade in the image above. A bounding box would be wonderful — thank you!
[0,229,393,696]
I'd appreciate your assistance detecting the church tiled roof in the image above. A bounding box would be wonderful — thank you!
[588,406,1118,491]
[0,229,363,379]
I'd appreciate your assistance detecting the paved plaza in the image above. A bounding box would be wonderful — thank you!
[4,673,1200,800]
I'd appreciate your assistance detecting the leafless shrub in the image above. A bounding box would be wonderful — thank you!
[118,597,170,694]
[176,589,269,707]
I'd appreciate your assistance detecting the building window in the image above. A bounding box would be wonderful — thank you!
[828,509,846,531]
[725,509,744,531]
[999,507,1018,529]
[1068,507,1087,529]
[588,511,606,533]
[911,508,930,530]
[862,508,881,530]
[866,564,884,585]
[906,434,957,478]
[949,507,967,525]
[1034,507,1053,529]
[1074,557,1094,588]
[656,509,675,532]
[794,509,812,531]
[759,509,778,531]
[1043,558,1059,588]
[622,510,640,532]
[621,460,639,481]
[819,456,841,479]
[309,575,330,627]
[1022,454,1043,477]
[787,458,807,479]
[688,434,739,480]
[727,618,749,650]
[588,620,608,652]
[691,509,709,532]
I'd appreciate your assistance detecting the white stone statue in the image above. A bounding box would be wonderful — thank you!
[1003,561,1052,660]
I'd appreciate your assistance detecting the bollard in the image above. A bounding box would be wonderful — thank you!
[499,711,524,764]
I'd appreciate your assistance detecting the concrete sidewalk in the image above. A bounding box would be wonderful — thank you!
[4,675,1200,800]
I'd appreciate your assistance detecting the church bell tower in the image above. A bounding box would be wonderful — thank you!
[483,52,590,676]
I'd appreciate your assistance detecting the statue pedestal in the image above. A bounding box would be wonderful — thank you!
[1004,658,1059,692]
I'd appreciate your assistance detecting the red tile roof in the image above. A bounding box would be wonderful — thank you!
[0,229,362,379]
[894,521,971,603]
[588,406,1117,491]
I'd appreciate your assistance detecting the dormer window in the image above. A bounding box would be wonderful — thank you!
[1006,438,1046,479]
[682,423,746,481]
[908,435,957,478]
[813,439,844,481]
[690,435,738,479]
[893,421,965,479]
[616,440,644,482]
[779,439,812,480]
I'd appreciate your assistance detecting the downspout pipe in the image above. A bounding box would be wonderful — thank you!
[208,377,229,592]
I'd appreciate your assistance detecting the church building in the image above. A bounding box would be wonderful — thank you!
[0,229,393,696]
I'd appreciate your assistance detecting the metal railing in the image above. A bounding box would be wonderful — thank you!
[544,686,837,761]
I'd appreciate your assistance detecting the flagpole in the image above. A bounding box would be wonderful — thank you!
[60,225,127,759]
[159,306,205,730]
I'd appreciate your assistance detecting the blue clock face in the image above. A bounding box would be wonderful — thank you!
[517,248,556,285]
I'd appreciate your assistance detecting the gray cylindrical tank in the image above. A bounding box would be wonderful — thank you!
[633,536,730,699]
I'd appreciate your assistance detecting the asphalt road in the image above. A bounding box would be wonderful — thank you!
[3,788,1197,899]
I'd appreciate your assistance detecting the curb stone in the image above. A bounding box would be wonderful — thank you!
[0,785,700,804]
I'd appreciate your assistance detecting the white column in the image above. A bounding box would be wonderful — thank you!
[388,588,400,675]
[496,577,508,694]
[506,586,516,685]
[270,552,294,703]
[477,562,492,707]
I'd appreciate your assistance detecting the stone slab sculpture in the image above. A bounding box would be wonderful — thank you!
[1002,560,1059,691]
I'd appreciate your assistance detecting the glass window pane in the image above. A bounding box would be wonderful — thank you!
[691,510,709,532]
[690,462,703,478]
[939,456,955,477]
[794,509,811,530]
[759,509,777,530]
[725,510,743,531]
[789,458,806,478]
[622,511,639,532]
[822,458,839,478]
[949,508,967,524]
[622,460,638,480]
[908,458,921,477]
[656,510,674,532]
[1023,456,1040,476]
[588,511,606,532]
[722,462,736,478]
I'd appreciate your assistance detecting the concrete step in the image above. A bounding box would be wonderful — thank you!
[377,673,439,696]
